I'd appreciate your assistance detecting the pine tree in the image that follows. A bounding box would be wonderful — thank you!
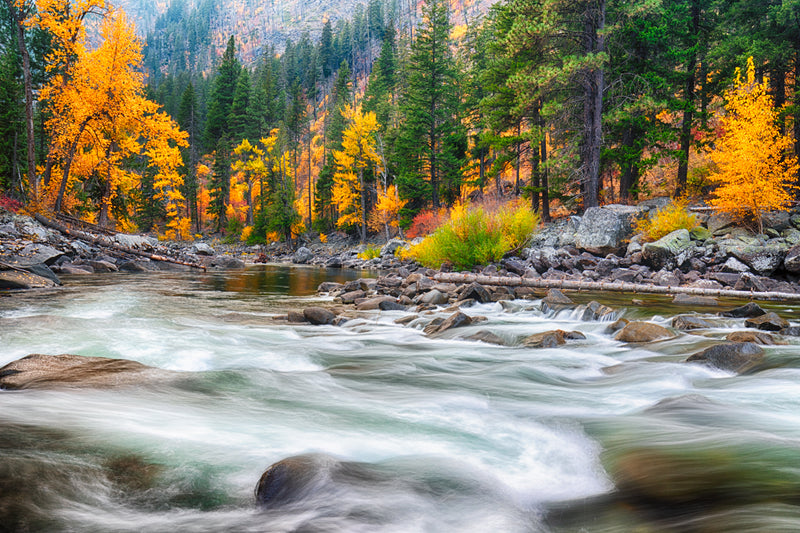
[208,138,231,232]
[204,36,240,151]
[394,0,464,214]
[363,21,397,130]
[228,68,251,142]
[178,82,200,231]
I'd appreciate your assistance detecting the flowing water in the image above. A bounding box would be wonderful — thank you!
[2,266,800,532]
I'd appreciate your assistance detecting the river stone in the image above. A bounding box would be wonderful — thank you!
[686,342,764,373]
[427,312,472,335]
[671,315,714,330]
[418,289,449,306]
[744,312,789,331]
[720,302,766,318]
[318,281,343,293]
[575,205,645,255]
[88,260,118,273]
[118,260,149,272]
[543,288,573,306]
[726,331,776,345]
[378,300,407,311]
[641,229,693,271]
[0,269,59,289]
[581,301,615,321]
[722,257,750,273]
[256,454,338,508]
[8,243,65,266]
[605,318,629,334]
[672,294,719,306]
[0,353,169,390]
[293,246,313,264]
[614,321,674,343]
[339,290,366,304]
[354,296,395,310]
[523,330,566,348]
[458,282,492,304]
[465,330,507,345]
[20,263,60,285]
[58,263,94,275]
[303,307,336,325]
[210,255,246,269]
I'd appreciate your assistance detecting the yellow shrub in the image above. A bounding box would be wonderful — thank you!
[636,199,698,242]
[240,225,254,242]
[358,244,382,260]
[319,233,328,244]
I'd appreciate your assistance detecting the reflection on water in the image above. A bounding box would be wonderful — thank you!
[1,266,800,532]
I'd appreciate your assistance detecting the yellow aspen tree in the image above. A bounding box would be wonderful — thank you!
[710,57,798,232]
[370,184,407,241]
[332,105,383,241]
[38,8,188,233]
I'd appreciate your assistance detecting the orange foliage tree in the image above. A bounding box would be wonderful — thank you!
[36,4,188,235]
[709,57,798,232]
[332,105,382,241]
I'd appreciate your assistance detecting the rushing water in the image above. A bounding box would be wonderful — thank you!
[2,266,800,532]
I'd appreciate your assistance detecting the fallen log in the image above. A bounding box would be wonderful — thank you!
[34,213,206,271]
[433,272,800,302]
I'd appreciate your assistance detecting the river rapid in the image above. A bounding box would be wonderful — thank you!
[2,266,800,532]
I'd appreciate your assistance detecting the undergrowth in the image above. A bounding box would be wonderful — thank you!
[636,198,698,242]
[408,201,539,270]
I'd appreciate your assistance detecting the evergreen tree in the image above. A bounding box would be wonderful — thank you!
[208,138,231,232]
[394,0,464,214]
[204,36,240,151]
[363,21,397,130]
[319,19,334,78]
[178,82,200,231]
[228,67,251,141]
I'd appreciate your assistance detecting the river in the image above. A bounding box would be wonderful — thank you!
[2,266,800,532]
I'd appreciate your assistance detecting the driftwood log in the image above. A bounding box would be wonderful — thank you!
[34,213,206,270]
[434,272,800,302]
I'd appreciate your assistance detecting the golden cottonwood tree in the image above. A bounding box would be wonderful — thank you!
[370,184,407,240]
[333,105,382,241]
[37,6,188,234]
[710,57,798,232]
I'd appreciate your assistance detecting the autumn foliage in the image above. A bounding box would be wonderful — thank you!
[709,57,798,232]
[635,198,698,242]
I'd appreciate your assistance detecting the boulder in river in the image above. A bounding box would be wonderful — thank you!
[426,311,473,335]
[457,282,492,304]
[0,353,169,390]
[744,312,789,331]
[671,315,714,330]
[719,302,766,318]
[614,321,674,343]
[0,268,59,290]
[686,342,765,373]
[303,307,337,325]
[726,331,776,345]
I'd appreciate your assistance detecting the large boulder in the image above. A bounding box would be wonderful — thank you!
[720,302,766,318]
[783,244,800,274]
[190,242,215,256]
[686,342,764,373]
[744,312,789,331]
[5,243,64,266]
[114,234,155,251]
[730,244,786,276]
[380,239,407,257]
[209,255,246,269]
[641,229,693,270]
[458,282,492,304]
[575,205,645,255]
[0,353,169,390]
[303,307,336,325]
[0,269,59,289]
[293,246,314,264]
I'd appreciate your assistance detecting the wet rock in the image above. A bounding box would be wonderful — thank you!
[378,300,407,311]
[293,246,313,264]
[426,312,472,335]
[418,289,450,306]
[0,353,169,390]
[641,229,693,270]
[6,243,64,266]
[356,296,396,311]
[720,302,766,318]
[744,312,789,331]
[575,205,645,255]
[543,288,574,306]
[523,330,566,348]
[287,310,306,323]
[0,269,58,289]
[58,263,94,275]
[726,331,776,345]
[21,263,60,285]
[672,293,718,306]
[686,342,764,373]
[614,321,674,343]
[465,330,506,345]
[318,282,344,293]
[581,301,615,321]
[671,315,714,330]
[118,260,149,272]
[256,454,339,508]
[394,314,418,326]
[458,282,492,304]
[779,326,800,336]
[339,290,366,304]
[605,318,629,334]
[303,307,336,325]
[88,260,118,273]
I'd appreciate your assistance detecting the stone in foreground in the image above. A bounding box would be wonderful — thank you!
[614,321,674,343]
[686,342,764,373]
[0,353,169,390]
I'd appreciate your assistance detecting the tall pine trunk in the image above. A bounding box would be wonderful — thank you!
[581,0,605,209]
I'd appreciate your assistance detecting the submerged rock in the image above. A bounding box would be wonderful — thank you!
[726,331,776,345]
[671,315,714,330]
[0,269,59,290]
[0,353,169,390]
[686,342,764,373]
[672,293,718,306]
[719,302,766,318]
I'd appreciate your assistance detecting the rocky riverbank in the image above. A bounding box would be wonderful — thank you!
[5,199,800,295]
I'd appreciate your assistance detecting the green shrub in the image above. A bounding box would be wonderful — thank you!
[409,202,540,270]
[358,244,382,260]
[635,198,698,242]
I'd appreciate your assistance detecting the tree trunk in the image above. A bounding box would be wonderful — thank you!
[54,120,91,213]
[9,1,36,202]
[359,166,367,242]
[676,0,700,195]
[581,0,605,209]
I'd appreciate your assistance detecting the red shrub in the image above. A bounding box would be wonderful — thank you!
[406,208,447,239]
[0,194,23,213]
